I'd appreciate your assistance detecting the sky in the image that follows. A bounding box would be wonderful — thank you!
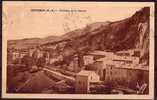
[2,2,153,40]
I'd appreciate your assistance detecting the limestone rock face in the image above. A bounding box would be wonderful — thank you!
[58,7,150,64]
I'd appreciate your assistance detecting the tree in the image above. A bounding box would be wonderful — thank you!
[21,55,35,70]
[36,56,46,68]
[32,50,39,64]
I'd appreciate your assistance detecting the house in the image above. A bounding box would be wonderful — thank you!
[83,50,114,66]
[83,55,94,66]
[12,52,20,60]
[83,51,115,80]
[115,49,141,57]
[28,48,36,57]
[49,55,63,64]
[43,51,50,64]
[83,51,114,80]
[85,60,105,80]
[20,51,29,58]
[112,55,140,65]
[104,60,149,92]
[83,50,140,81]
[75,70,100,93]
[31,48,43,59]
[93,51,140,81]
[67,55,79,72]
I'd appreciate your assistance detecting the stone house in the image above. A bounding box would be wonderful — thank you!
[75,70,100,93]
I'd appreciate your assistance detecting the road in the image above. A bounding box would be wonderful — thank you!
[43,68,75,82]
[14,67,76,93]
[16,70,56,93]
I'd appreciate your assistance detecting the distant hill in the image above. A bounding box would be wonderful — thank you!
[7,36,59,49]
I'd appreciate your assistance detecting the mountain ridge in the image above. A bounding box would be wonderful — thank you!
[8,7,150,64]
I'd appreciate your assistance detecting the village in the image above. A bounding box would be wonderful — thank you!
[7,44,149,94]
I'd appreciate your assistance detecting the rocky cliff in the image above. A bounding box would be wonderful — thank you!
[51,7,150,64]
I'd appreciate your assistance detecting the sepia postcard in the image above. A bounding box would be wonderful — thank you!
[2,1,155,99]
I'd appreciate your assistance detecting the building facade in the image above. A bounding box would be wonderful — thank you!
[75,70,100,93]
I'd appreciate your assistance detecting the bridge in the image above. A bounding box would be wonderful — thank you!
[43,67,76,83]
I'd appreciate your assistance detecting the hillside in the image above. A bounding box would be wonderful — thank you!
[52,7,149,64]
[8,7,150,64]
[7,36,59,49]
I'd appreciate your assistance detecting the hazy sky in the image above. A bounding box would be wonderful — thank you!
[3,2,153,40]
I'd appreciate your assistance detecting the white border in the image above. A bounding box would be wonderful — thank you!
[2,1,155,99]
